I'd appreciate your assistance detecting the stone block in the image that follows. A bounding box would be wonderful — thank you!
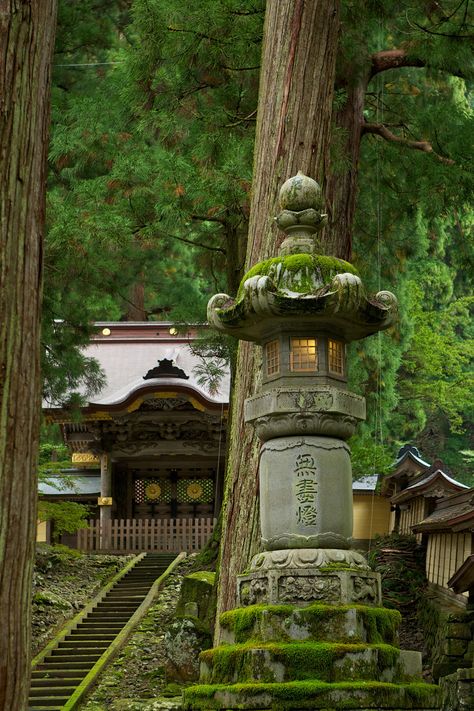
[442,638,468,656]
[447,622,472,640]
[433,657,471,682]
[244,385,365,441]
[175,571,216,630]
[163,617,212,683]
[399,650,422,680]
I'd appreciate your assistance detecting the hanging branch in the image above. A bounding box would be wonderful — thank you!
[362,121,455,165]
[159,229,226,253]
[370,49,425,78]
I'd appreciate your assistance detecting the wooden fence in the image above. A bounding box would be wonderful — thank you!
[77,517,216,553]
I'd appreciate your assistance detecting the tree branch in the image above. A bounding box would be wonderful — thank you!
[191,213,227,225]
[370,49,425,78]
[362,122,455,165]
[370,47,467,80]
[160,230,226,253]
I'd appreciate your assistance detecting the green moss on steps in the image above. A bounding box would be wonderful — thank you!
[200,640,401,684]
[183,680,440,710]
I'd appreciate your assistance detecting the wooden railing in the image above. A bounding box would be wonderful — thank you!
[77,517,216,553]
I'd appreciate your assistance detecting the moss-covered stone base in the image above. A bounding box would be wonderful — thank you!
[200,641,403,684]
[219,604,400,646]
[183,680,441,710]
[183,603,439,710]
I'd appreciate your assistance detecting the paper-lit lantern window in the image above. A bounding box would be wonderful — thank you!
[328,338,344,375]
[290,338,318,372]
[265,339,280,376]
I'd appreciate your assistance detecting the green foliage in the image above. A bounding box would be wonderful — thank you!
[350,434,393,481]
[38,441,69,464]
[45,0,474,471]
[37,500,90,541]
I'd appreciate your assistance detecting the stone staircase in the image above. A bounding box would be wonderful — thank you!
[29,552,177,711]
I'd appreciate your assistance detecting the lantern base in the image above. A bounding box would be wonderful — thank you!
[237,555,381,608]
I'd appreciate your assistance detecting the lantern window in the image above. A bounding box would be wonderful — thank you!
[265,339,280,376]
[328,338,344,375]
[290,338,318,372]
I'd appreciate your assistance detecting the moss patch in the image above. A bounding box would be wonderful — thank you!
[237,254,358,299]
[201,640,404,686]
[186,571,216,585]
[184,680,440,710]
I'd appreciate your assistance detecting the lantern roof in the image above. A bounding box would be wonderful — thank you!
[207,173,398,343]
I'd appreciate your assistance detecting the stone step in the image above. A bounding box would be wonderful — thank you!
[31,670,86,680]
[30,679,77,699]
[67,633,117,640]
[30,677,84,686]
[183,680,442,710]
[94,602,139,608]
[47,653,103,663]
[200,642,406,685]
[29,685,77,696]
[56,640,111,649]
[36,661,94,670]
[28,698,71,706]
[219,603,400,645]
[85,613,131,619]
[78,624,124,632]
[99,591,146,604]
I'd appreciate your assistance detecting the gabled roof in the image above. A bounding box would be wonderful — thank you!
[44,323,231,422]
[395,445,430,469]
[391,468,468,504]
[413,488,474,533]
[381,445,431,497]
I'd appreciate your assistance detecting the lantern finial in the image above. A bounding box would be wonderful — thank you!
[276,171,327,255]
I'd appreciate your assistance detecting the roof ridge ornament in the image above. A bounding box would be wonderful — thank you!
[143,358,189,381]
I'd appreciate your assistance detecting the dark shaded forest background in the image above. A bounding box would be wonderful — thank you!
[44,0,473,481]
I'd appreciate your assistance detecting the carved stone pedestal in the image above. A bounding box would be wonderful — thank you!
[238,563,381,608]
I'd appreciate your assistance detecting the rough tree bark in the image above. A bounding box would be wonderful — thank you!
[0,2,57,708]
[215,0,341,639]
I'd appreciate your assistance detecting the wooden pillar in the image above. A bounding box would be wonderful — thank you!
[99,453,112,549]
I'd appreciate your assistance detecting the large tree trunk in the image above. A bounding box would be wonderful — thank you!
[0,2,57,708]
[215,0,340,639]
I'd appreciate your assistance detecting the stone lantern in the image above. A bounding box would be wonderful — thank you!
[207,172,397,607]
[184,174,440,711]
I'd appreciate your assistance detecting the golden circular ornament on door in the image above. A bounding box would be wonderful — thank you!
[187,482,203,500]
[145,482,162,500]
